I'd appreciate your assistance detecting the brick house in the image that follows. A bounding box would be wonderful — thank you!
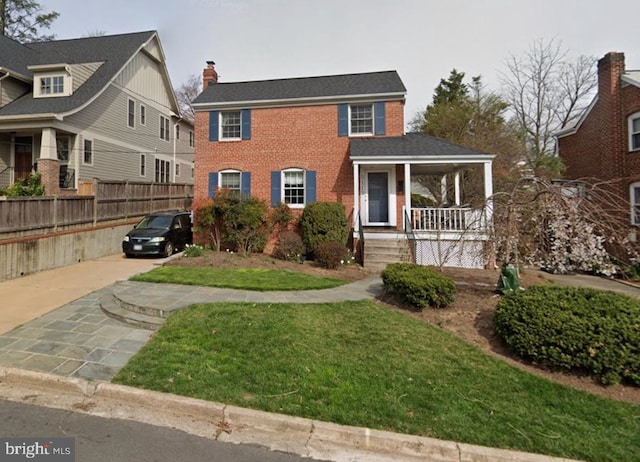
[192,63,495,269]
[557,52,640,232]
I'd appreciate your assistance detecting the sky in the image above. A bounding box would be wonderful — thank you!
[44,0,640,123]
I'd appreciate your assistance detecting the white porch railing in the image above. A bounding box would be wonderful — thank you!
[409,207,487,232]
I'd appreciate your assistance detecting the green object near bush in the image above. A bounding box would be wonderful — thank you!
[300,202,349,255]
[496,263,520,294]
[381,262,457,308]
[494,285,640,386]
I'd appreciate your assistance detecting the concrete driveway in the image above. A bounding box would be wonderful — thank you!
[0,254,161,335]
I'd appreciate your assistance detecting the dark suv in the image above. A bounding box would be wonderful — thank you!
[123,211,193,258]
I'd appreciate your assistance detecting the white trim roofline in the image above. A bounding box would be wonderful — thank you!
[192,92,406,111]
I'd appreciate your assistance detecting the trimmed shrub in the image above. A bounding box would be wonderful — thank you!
[273,230,305,262]
[381,263,456,308]
[494,285,640,386]
[1,173,45,196]
[300,202,349,255]
[314,241,349,269]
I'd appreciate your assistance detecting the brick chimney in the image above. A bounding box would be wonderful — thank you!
[597,52,625,99]
[203,61,218,90]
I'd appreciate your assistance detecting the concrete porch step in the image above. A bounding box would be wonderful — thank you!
[99,293,164,331]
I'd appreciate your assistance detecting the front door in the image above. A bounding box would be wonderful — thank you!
[366,171,390,225]
[14,137,33,181]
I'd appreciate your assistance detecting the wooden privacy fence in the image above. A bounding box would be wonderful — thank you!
[0,180,193,239]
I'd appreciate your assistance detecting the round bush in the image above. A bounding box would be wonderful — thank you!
[381,263,456,309]
[273,230,305,261]
[314,241,349,269]
[494,285,640,386]
[299,202,349,255]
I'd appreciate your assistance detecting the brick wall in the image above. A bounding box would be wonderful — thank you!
[558,52,640,221]
[194,100,405,218]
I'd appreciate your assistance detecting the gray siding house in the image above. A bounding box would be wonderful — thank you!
[0,31,194,195]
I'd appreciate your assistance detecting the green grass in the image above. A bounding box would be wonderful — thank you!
[130,266,347,291]
[113,300,640,462]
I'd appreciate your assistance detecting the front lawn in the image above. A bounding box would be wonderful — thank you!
[113,300,640,462]
[130,266,347,291]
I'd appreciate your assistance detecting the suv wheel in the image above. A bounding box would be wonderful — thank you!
[163,241,174,258]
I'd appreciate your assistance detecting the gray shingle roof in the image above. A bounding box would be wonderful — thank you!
[350,133,493,158]
[192,70,406,105]
[0,31,156,117]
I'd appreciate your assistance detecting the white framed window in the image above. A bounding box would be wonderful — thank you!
[629,113,640,151]
[140,104,146,126]
[160,116,170,141]
[56,136,70,162]
[127,99,135,128]
[349,104,373,135]
[83,139,93,165]
[175,124,180,140]
[220,111,241,140]
[155,158,170,183]
[282,169,305,207]
[631,182,640,225]
[189,130,194,147]
[219,170,242,193]
[175,163,180,178]
[40,75,65,95]
[140,153,146,177]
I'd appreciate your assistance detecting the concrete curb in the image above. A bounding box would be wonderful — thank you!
[0,367,581,462]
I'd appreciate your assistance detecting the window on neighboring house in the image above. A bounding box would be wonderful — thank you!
[176,124,180,140]
[56,137,70,162]
[175,163,180,178]
[140,153,146,177]
[40,75,65,95]
[189,130,194,147]
[630,114,640,151]
[83,139,93,165]
[269,169,317,208]
[140,104,146,126]
[191,167,194,179]
[160,116,170,141]
[350,104,373,134]
[155,158,171,183]
[631,182,640,225]
[221,111,241,139]
[128,99,135,128]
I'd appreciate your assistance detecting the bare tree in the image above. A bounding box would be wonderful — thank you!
[501,38,597,176]
[175,74,201,123]
[0,0,58,43]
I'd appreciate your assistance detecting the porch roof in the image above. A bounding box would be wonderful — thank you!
[350,133,495,162]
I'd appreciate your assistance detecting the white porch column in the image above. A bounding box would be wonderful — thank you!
[440,175,447,205]
[454,171,461,206]
[404,162,411,230]
[40,128,57,159]
[484,161,494,222]
[353,163,360,232]
[9,133,15,183]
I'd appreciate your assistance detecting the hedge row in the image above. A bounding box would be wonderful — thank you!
[494,285,640,386]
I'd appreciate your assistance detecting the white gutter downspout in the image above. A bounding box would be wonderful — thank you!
[173,122,178,183]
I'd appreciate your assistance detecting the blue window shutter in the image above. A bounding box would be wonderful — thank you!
[241,109,251,140]
[338,104,348,137]
[374,102,385,135]
[208,172,218,198]
[271,171,281,207]
[306,170,317,204]
[241,171,251,197]
[209,111,219,141]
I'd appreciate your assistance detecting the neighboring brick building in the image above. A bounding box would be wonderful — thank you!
[192,63,495,268]
[557,51,640,227]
